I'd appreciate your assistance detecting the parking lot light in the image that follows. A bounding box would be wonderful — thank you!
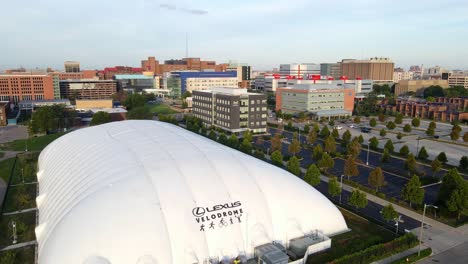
[418,204,438,256]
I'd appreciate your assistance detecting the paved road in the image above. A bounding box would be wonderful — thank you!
[419,241,468,264]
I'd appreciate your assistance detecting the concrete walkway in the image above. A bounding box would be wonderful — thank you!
[0,151,21,162]
[2,207,37,216]
[0,240,36,251]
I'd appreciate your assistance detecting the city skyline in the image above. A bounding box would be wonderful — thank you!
[1,0,468,70]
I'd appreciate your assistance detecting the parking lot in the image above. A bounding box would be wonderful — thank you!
[0,126,29,144]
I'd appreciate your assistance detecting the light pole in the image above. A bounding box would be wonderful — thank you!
[339,174,344,204]
[366,143,370,166]
[418,204,438,256]
[416,136,420,154]
[395,215,403,235]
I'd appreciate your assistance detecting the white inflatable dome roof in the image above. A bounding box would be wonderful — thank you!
[36,120,347,264]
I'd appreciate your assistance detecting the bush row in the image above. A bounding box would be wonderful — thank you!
[389,248,432,264]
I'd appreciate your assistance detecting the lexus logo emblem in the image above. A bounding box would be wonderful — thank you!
[192,207,206,217]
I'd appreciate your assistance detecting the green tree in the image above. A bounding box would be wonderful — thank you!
[318,152,334,172]
[438,168,464,203]
[305,164,321,186]
[243,130,254,142]
[332,128,340,138]
[288,132,302,156]
[303,124,310,134]
[313,123,320,133]
[369,137,379,150]
[324,135,336,153]
[328,176,341,198]
[287,156,301,176]
[405,153,418,175]
[428,121,437,130]
[349,189,368,209]
[354,116,361,124]
[403,124,412,132]
[381,204,398,222]
[271,150,283,167]
[307,129,317,145]
[128,106,152,120]
[347,139,361,158]
[320,125,330,138]
[386,121,396,130]
[218,133,228,145]
[239,138,253,154]
[342,129,352,144]
[358,135,364,144]
[380,128,387,137]
[271,133,282,152]
[437,152,448,163]
[123,93,146,110]
[228,134,239,148]
[418,146,429,160]
[90,111,112,126]
[344,156,359,180]
[181,101,188,109]
[384,140,394,152]
[450,124,461,141]
[29,104,76,134]
[463,132,468,143]
[381,148,391,163]
[369,167,385,191]
[397,132,404,140]
[423,85,445,98]
[208,130,217,140]
[426,127,435,136]
[411,118,420,127]
[329,120,335,126]
[370,118,377,127]
[312,144,324,160]
[431,159,442,176]
[460,156,468,170]
[399,145,410,157]
[182,90,192,99]
[395,113,403,124]
[446,186,468,220]
[378,112,386,122]
[402,175,425,207]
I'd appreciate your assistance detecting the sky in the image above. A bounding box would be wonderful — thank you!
[1,0,467,71]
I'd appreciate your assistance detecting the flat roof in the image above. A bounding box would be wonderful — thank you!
[114,74,153,80]
[312,109,352,116]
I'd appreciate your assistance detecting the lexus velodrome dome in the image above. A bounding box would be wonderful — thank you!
[36,120,347,264]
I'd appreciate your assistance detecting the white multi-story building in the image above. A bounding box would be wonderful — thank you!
[448,74,468,88]
[393,71,415,82]
[279,63,320,78]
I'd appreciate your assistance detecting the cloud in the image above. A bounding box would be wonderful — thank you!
[159,3,208,15]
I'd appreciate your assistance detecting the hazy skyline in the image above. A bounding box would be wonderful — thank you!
[1,0,467,71]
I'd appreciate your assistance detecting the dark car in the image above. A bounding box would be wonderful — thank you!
[361,127,371,133]
[433,135,439,139]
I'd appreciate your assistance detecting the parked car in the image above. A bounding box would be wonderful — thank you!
[433,135,440,139]
[361,127,371,133]
[334,125,343,130]
[350,124,358,128]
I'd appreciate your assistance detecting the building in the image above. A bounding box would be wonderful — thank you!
[423,66,447,80]
[59,80,117,100]
[0,101,9,126]
[341,57,394,83]
[279,63,320,78]
[394,80,449,96]
[165,71,237,98]
[18,99,71,110]
[36,120,347,263]
[276,82,356,119]
[75,99,113,109]
[64,61,80,73]
[448,74,468,88]
[320,63,342,79]
[98,66,143,80]
[141,56,227,75]
[393,70,414,83]
[114,74,155,93]
[226,62,252,88]
[193,87,267,134]
[0,74,55,102]
[380,97,468,122]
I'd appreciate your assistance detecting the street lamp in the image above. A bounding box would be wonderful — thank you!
[416,136,420,154]
[366,143,370,166]
[418,204,438,256]
[339,174,344,204]
[394,215,404,235]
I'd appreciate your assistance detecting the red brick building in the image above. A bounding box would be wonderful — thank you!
[141,56,227,75]
[98,67,143,80]
[0,74,55,102]
[380,97,468,122]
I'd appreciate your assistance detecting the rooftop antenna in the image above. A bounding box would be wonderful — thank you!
[185,32,188,58]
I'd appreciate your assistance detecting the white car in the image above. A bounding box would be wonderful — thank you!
[334,125,343,130]
[350,124,357,128]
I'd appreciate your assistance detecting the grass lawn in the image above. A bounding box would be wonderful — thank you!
[0,211,36,247]
[2,184,37,213]
[0,152,4,158]
[2,133,64,151]
[146,103,177,115]
[9,153,38,185]
[0,158,16,183]
[307,209,395,264]
[0,245,35,264]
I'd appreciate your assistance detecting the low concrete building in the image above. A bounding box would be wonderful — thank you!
[448,74,468,88]
[59,80,117,100]
[192,87,267,134]
[75,99,113,109]
[395,80,449,96]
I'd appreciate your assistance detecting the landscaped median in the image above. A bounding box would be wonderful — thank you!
[330,233,419,264]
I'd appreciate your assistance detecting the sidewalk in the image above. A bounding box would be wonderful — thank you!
[371,245,428,264]
[0,240,36,251]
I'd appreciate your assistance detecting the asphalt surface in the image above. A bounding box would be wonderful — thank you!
[419,241,468,264]
[258,127,441,205]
